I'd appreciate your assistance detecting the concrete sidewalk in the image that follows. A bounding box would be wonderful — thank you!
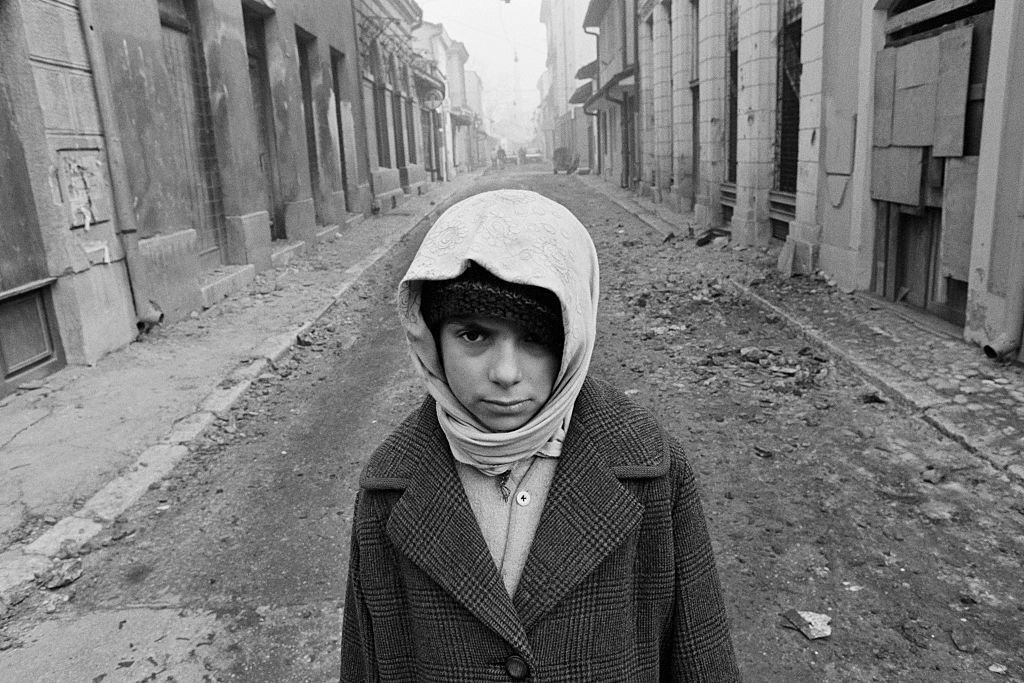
[0,172,479,600]
[579,174,1024,487]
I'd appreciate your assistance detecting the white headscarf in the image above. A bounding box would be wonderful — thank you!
[398,190,600,476]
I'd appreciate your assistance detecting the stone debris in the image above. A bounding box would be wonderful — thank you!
[782,609,832,640]
[948,626,978,653]
[36,558,83,590]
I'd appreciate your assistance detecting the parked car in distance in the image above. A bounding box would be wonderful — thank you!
[523,148,543,164]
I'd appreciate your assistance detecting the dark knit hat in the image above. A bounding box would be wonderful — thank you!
[421,264,563,350]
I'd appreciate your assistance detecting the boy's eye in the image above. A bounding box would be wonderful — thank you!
[457,329,486,343]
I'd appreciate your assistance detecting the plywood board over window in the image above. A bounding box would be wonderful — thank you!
[873,47,897,147]
[933,26,973,157]
[871,146,923,206]
[825,100,856,175]
[891,36,939,147]
[940,156,978,282]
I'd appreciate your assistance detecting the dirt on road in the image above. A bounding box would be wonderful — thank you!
[2,169,1022,682]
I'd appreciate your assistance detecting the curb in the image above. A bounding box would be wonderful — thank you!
[727,280,1024,485]
[581,173,1022,486]
[579,176,679,239]
[0,182,469,602]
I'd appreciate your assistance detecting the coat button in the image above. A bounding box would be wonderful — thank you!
[505,654,529,679]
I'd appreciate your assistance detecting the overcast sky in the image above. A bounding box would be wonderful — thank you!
[418,0,547,143]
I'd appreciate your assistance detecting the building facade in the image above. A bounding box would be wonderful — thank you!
[414,21,488,178]
[446,40,476,173]
[581,0,639,188]
[413,21,456,180]
[0,0,371,397]
[576,0,1024,363]
[539,0,595,172]
[357,0,436,210]
[465,70,495,169]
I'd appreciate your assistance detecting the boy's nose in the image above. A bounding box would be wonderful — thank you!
[488,341,522,387]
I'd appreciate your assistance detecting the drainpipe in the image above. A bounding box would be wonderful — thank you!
[583,26,601,173]
[626,0,634,187]
[983,253,1024,360]
[584,25,601,94]
[79,0,163,331]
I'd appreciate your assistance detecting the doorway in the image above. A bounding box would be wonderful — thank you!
[296,28,322,225]
[331,50,352,213]
[244,10,284,239]
[160,0,227,271]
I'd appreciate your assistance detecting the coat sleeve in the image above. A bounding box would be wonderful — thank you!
[664,445,742,681]
[340,491,377,682]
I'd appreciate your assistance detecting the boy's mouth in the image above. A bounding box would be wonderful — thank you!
[483,398,531,411]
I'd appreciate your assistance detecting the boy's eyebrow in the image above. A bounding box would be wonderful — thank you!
[445,316,505,331]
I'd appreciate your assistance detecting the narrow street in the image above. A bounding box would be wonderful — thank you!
[2,169,1023,681]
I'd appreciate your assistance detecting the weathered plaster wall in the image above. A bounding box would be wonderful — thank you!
[731,0,776,246]
[818,0,859,248]
[12,0,136,362]
[814,0,863,287]
[670,0,695,211]
[1,0,89,279]
[95,0,190,240]
[695,0,727,228]
[965,1,1024,354]
[197,0,264,217]
[0,1,52,290]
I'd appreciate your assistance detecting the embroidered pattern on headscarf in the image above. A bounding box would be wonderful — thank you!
[398,190,600,476]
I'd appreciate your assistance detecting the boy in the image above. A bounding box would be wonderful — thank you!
[341,190,739,681]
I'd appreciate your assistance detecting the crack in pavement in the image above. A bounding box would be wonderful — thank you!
[0,406,55,451]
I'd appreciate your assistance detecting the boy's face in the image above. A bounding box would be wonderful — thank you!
[438,316,560,432]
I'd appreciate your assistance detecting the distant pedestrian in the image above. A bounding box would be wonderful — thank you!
[340,190,739,681]
[496,146,507,169]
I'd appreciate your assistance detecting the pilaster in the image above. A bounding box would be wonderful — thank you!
[781,0,828,273]
[653,2,673,200]
[696,0,728,228]
[671,0,696,212]
[639,16,655,195]
[731,0,777,246]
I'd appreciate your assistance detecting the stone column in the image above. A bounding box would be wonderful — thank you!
[696,0,728,227]
[780,0,826,273]
[639,15,655,194]
[731,0,777,246]
[671,0,696,211]
[268,13,316,243]
[197,0,271,268]
[653,2,673,201]
[964,0,1024,356]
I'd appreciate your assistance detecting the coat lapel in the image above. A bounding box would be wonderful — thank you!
[384,424,532,654]
[512,420,645,630]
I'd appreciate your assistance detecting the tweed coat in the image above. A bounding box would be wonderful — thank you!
[340,376,740,682]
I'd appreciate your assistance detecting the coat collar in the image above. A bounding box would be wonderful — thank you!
[360,376,669,488]
[359,376,670,654]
